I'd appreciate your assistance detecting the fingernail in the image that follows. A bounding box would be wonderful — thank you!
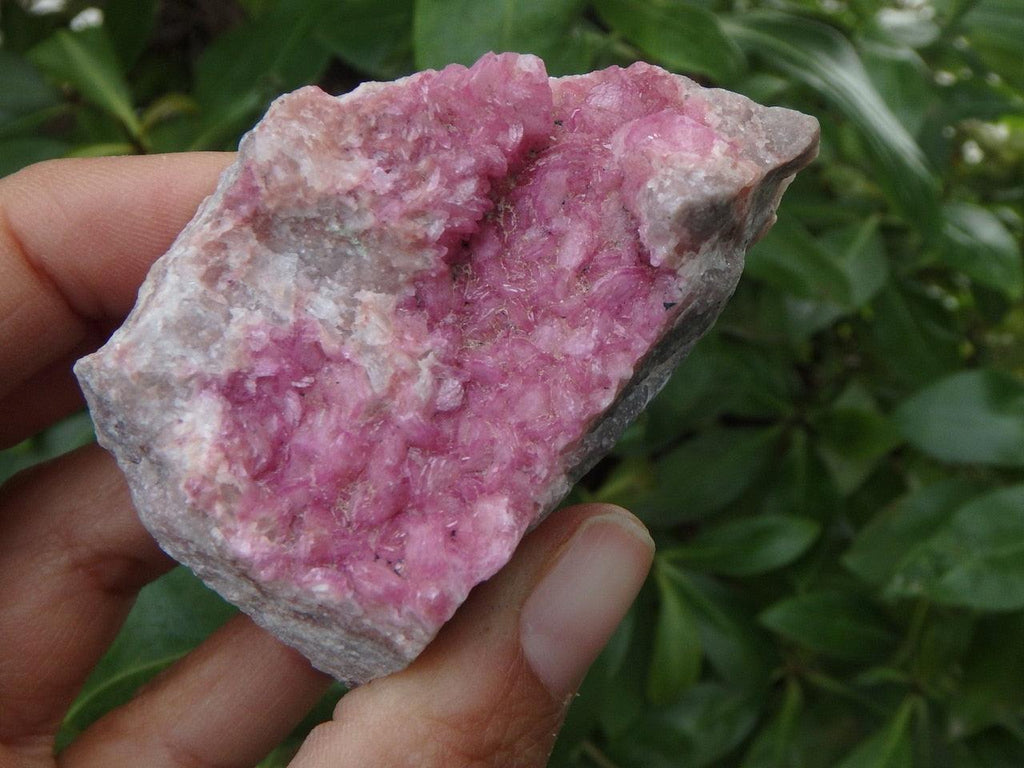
[520,511,655,698]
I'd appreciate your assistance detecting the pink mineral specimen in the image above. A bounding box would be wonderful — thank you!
[75,53,818,685]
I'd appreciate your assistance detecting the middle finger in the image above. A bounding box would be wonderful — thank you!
[0,445,173,758]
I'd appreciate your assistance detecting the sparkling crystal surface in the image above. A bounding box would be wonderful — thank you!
[76,53,819,684]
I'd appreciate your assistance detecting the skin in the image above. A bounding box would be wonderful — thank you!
[0,154,654,768]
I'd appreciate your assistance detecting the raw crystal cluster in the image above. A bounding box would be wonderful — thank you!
[76,53,818,685]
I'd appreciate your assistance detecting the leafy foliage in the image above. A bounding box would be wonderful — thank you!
[55,566,238,750]
[2,0,1023,765]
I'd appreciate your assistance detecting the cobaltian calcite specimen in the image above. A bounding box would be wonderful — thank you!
[76,53,818,685]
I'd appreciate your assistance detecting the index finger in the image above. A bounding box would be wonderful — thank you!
[0,152,232,447]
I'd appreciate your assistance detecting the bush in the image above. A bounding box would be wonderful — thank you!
[2,0,1023,765]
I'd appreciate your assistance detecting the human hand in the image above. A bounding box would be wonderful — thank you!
[0,154,654,768]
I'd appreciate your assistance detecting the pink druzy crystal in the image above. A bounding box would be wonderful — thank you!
[76,53,818,684]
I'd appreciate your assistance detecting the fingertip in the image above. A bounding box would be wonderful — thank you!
[2,151,234,322]
[520,509,654,699]
[0,152,235,437]
[290,504,652,767]
[558,502,655,551]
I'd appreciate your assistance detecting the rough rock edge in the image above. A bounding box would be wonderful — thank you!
[78,155,422,685]
[77,72,819,687]
[558,89,820,508]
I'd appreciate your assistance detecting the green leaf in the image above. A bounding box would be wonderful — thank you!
[188,91,264,152]
[741,678,803,768]
[941,202,1024,299]
[609,683,761,768]
[861,39,934,138]
[710,338,796,420]
[844,479,981,587]
[885,484,1024,611]
[195,0,332,112]
[64,142,136,158]
[632,336,793,456]
[255,684,345,767]
[618,345,719,454]
[664,515,820,577]
[684,575,775,693]
[592,0,744,82]
[835,700,914,768]
[952,612,1024,736]
[551,666,602,764]
[316,0,414,79]
[910,610,976,692]
[0,103,69,142]
[746,218,854,307]
[960,0,1024,90]
[724,11,941,235]
[104,0,159,69]
[869,7,939,49]
[866,283,961,391]
[190,0,337,149]
[0,136,68,178]
[535,18,610,76]
[745,214,879,338]
[596,607,647,737]
[0,412,94,483]
[0,1,64,54]
[760,591,897,662]
[29,28,141,138]
[955,730,1024,767]
[0,49,61,120]
[237,0,277,16]
[894,369,1024,467]
[139,93,199,134]
[592,455,655,508]
[761,428,841,521]
[648,561,703,705]
[641,426,783,527]
[413,0,585,70]
[58,567,237,748]
[818,216,889,309]
[812,406,902,496]
[601,602,637,681]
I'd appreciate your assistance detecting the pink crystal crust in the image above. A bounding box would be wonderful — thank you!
[76,53,818,684]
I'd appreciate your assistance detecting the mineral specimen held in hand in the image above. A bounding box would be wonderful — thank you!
[75,53,818,685]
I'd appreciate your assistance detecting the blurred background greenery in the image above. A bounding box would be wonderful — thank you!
[1,0,1023,765]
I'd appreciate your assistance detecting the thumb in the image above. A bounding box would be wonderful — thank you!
[289,503,654,768]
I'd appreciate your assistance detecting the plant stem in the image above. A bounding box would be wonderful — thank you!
[580,740,622,768]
